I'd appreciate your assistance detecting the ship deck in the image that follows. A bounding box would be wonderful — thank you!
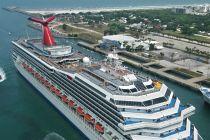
[16,39,157,95]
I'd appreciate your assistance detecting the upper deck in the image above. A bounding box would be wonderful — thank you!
[15,39,158,96]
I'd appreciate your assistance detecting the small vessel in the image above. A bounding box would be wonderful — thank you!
[0,68,6,82]
[200,87,210,104]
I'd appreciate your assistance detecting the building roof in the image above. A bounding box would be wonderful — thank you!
[103,35,136,42]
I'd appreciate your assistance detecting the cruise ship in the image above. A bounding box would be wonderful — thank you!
[12,16,202,140]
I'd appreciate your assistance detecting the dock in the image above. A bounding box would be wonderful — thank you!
[78,41,206,92]
[2,7,31,16]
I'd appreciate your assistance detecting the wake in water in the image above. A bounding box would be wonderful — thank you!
[43,132,66,140]
[0,67,6,82]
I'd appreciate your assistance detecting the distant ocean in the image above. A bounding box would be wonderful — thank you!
[2,0,210,9]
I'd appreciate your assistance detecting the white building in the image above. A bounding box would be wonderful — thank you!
[100,35,137,49]
[144,40,164,50]
[127,41,150,51]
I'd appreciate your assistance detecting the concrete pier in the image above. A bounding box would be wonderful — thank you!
[78,41,207,92]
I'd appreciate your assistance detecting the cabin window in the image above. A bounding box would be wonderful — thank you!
[130,88,137,92]
[122,89,130,93]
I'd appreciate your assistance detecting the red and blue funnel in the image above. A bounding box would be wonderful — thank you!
[28,16,56,46]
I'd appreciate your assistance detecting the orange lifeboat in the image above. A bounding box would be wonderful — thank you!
[61,95,69,103]
[95,123,104,134]
[55,89,62,97]
[50,86,56,93]
[28,67,33,73]
[34,73,38,78]
[77,106,85,116]
[35,73,41,79]
[68,100,75,107]
[42,79,47,84]
[84,113,94,123]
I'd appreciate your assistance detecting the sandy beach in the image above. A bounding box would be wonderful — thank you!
[24,4,196,15]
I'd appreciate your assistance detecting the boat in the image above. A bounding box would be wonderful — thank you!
[0,68,6,82]
[200,87,210,104]
[12,16,202,140]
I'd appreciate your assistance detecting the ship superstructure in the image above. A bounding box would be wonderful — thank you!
[12,16,202,140]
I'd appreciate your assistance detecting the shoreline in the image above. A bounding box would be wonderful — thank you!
[6,3,210,15]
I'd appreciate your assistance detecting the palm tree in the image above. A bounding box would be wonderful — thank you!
[170,52,176,61]
[160,52,164,58]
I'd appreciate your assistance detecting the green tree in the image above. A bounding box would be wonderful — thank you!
[105,22,126,35]
[160,52,164,57]
[182,26,198,35]
[62,24,67,31]
[149,44,155,51]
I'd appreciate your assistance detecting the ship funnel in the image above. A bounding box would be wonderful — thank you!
[28,16,56,46]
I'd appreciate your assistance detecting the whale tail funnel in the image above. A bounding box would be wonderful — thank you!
[28,16,56,46]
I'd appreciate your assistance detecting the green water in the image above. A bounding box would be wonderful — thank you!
[0,0,210,139]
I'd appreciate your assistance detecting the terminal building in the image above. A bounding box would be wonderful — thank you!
[99,35,137,49]
[99,34,163,51]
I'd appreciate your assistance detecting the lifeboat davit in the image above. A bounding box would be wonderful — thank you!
[44,81,50,88]
[61,95,69,103]
[25,64,29,69]
[95,123,104,134]
[31,69,35,74]
[77,106,85,116]
[68,100,75,107]
[22,63,26,68]
[40,77,46,84]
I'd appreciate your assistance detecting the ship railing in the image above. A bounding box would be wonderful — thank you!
[122,88,159,96]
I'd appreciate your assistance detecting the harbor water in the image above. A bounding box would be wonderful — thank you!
[0,0,210,139]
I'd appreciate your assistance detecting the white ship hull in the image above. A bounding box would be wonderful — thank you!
[14,61,104,140]
[203,94,210,104]
[0,68,6,82]
[200,87,210,105]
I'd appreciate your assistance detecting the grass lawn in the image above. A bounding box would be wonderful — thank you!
[58,24,102,44]
[73,23,107,34]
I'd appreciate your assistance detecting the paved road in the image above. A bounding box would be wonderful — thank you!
[145,34,210,53]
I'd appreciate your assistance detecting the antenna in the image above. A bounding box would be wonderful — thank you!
[28,16,56,46]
